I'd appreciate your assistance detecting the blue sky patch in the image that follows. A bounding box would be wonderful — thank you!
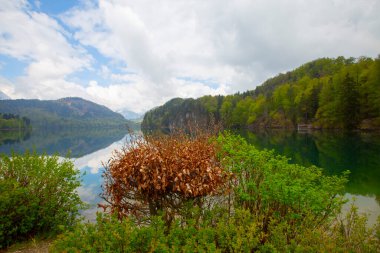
[0,55,28,80]
[33,0,78,15]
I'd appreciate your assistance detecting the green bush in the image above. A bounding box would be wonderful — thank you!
[217,133,348,233]
[51,132,379,252]
[0,151,84,248]
[51,207,380,252]
[51,209,259,253]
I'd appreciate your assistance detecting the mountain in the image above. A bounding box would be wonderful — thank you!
[117,109,143,120]
[0,91,11,100]
[0,97,134,129]
[142,97,212,133]
[142,56,380,132]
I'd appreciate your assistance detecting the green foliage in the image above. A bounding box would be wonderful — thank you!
[217,133,349,243]
[0,151,84,249]
[51,208,261,253]
[230,97,255,127]
[142,97,216,133]
[199,95,218,114]
[338,73,360,129]
[240,129,380,196]
[142,56,380,131]
[51,132,380,252]
[51,205,380,252]
[220,96,235,127]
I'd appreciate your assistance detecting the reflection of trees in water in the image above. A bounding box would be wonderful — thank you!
[242,129,320,167]
[0,127,128,158]
[0,129,31,145]
[313,131,380,195]
[241,129,380,196]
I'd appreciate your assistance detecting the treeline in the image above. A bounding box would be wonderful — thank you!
[143,56,380,131]
[0,97,132,130]
[0,113,31,130]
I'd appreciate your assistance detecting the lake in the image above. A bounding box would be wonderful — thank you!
[0,127,129,221]
[240,129,380,225]
[1,128,379,224]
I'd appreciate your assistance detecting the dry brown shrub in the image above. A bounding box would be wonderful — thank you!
[100,126,229,224]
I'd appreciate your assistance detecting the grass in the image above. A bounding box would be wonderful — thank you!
[0,238,53,253]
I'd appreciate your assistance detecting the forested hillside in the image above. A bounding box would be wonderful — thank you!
[143,56,380,131]
[0,97,133,129]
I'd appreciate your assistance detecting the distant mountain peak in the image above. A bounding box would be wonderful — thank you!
[117,108,143,120]
[0,97,132,129]
[0,91,11,100]
[58,97,88,102]
[57,97,97,105]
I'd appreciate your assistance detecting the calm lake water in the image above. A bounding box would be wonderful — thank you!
[240,129,380,225]
[0,127,129,221]
[1,128,379,224]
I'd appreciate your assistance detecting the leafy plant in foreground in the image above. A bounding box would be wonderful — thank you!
[52,132,380,252]
[101,130,230,225]
[51,205,380,252]
[217,132,349,244]
[0,151,84,249]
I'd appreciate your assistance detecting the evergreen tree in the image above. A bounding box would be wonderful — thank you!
[340,73,359,129]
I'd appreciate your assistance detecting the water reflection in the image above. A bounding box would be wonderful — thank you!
[74,134,129,221]
[241,130,380,195]
[0,128,126,158]
[1,128,379,223]
[0,129,31,145]
[240,129,380,224]
[0,128,130,221]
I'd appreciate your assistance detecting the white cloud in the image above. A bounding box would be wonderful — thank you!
[0,76,15,97]
[62,0,380,100]
[0,4,89,64]
[0,0,92,100]
[0,0,28,12]
[1,0,379,113]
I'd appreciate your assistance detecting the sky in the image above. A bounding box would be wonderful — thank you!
[0,0,379,114]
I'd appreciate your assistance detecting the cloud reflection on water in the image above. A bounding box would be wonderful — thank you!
[73,134,129,221]
[74,135,127,174]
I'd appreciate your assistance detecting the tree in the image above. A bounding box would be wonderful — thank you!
[231,97,254,127]
[366,56,380,118]
[339,73,360,129]
[220,96,236,127]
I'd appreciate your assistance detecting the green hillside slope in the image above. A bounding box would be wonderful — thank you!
[0,97,133,129]
[142,56,380,131]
